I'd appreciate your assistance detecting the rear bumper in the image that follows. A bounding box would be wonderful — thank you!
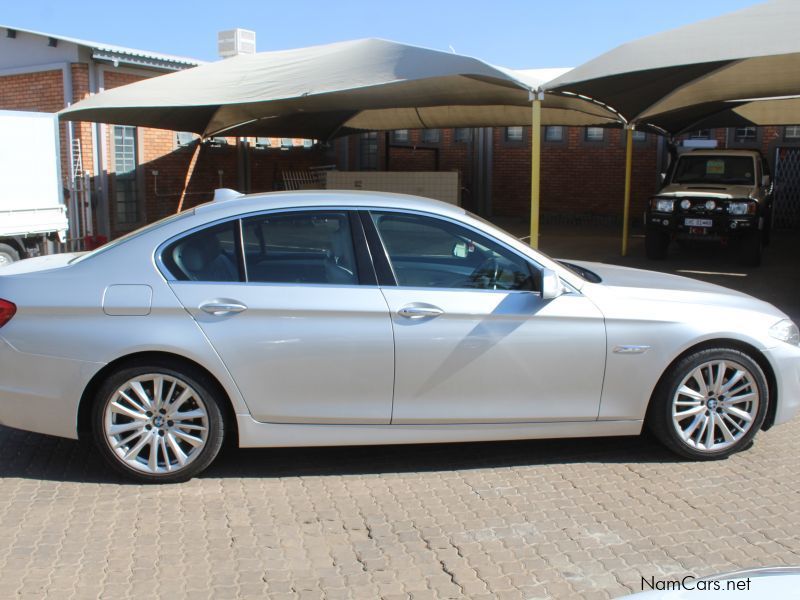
[0,336,102,439]
[763,343,800,427]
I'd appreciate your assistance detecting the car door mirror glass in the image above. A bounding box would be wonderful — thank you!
[762,174,771,187]
[541,268,565,300]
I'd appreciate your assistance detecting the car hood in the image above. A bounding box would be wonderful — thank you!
[657,183,755,199]
[0,252,85,276]
[568,260,785,318]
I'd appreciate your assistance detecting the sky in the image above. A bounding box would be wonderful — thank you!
[3,0,762,68]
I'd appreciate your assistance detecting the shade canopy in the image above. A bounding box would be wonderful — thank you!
[545,0,800,134]
[60,38,621,139]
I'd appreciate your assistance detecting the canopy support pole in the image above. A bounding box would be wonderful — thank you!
[621,126,634,256]
[177,140,202,213]
[529,91,543,248]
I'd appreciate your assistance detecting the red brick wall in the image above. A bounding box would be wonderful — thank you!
[343,126,660,223]
[492,126,659,223]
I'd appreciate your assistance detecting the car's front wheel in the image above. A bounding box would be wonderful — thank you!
[648,348,768,460]
[92,362,225,483]
[738,230,762,267]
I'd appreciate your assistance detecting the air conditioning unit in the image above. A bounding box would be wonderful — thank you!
[217,29,256,59]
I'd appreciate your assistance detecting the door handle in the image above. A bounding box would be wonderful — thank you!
[199,301,247,316]
[397,305,444,319]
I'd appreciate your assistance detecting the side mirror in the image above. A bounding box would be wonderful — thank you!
[659,172,667,184]
[541,268,565,300]
[762,175,771,187]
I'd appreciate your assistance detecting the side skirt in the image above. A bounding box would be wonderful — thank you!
[236,416,644,448]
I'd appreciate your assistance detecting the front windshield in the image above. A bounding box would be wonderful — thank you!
[672,155,755,185]
[69,210,194,264]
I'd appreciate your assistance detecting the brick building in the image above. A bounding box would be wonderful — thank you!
[2,25,799,242]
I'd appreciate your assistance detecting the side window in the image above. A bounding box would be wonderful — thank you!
[163,221,241,282]
[241,211,358,285]
[370,212,538,291]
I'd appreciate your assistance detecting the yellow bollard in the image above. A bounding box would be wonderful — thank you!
[622,127,634,256]
[529,93,543,249]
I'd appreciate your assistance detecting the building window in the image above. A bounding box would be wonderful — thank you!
[544,126,563,142]
[360,132,378,170]
[421,129,440,143]
[454,128,471,142]
[632,130,647,142]
[113,125,138,226]
[784,125,800,140]
[392,129,409,143]
[254,137,271,148]
[585,127,604,141]
[688,129,711,140]
[734,127,757,142]
[505,126,524,142]
[175,131,196,147]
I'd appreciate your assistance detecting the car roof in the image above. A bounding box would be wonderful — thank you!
[192,189,468,220]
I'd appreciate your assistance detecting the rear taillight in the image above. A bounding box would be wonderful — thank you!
[0,299,16,328]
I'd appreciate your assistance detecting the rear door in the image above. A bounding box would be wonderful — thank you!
[164,210,395,424]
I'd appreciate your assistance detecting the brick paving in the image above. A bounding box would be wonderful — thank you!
[0,418,798,599]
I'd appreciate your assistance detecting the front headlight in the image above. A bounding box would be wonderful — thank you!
[769,319,800,346]
[729,201,757,216]
[651,198,674,212]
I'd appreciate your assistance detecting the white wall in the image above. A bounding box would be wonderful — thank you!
[0,29,79,71]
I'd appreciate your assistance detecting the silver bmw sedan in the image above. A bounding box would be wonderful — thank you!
[0,191,798,483]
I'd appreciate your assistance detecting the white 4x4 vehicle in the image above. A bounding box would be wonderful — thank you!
[645,149,773,266]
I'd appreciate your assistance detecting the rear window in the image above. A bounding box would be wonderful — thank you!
[70,210,194,264]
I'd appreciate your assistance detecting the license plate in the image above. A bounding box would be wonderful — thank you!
[685,218,712,227]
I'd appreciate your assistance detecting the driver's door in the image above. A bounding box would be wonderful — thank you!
[367,210,606,424]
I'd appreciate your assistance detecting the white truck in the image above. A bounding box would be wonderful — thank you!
[0,110,69,266]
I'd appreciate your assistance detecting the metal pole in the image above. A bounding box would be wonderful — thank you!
[622,127,634,256]
[529,92,543,248]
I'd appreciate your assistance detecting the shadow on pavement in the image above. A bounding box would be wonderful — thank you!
[0,424,682,484]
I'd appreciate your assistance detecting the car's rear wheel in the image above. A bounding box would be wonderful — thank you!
[648,348,768,460]
[645,229,669,260]
[0,243,20,267]
[738,230,762,267]
[92,363,225,483]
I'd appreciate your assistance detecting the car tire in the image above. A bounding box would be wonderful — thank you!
[645,229,669,260]
[647,348,768,460]
[0,243,20,267]
[91,361,225,483]
[762,211,773,247]
[738,230,762,267]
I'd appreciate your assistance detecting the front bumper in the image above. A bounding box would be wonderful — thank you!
[647,212,759,239]
[763,342,800,427]
[0,336,103,440]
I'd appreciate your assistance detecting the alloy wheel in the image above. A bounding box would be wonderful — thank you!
[103,374,210,474]
[671,359,759,452]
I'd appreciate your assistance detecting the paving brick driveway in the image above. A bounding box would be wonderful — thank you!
[1,228,799,600]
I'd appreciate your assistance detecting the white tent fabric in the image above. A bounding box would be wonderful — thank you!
[60,38,621,138]
[545,0,800,134]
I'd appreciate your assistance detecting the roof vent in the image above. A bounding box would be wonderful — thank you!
[217,29,256,59]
